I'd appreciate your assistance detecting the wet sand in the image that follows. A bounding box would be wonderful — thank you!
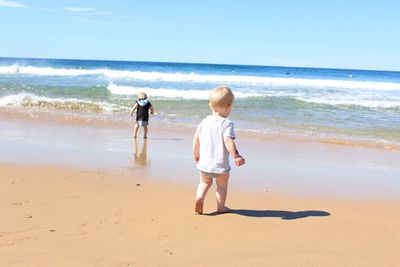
[1,115,400,266]
[1,115,399,198]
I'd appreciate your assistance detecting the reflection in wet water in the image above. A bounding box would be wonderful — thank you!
[132,139,150,166]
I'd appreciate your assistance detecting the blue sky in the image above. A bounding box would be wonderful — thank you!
[1,0,399,71]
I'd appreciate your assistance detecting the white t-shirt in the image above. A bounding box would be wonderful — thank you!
[195,115,236,174]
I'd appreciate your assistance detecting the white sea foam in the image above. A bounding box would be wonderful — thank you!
[106,83,264,99]
[0,92,77,106]
[0,92,122,112]
[106,83,400,108]
[296,97,400,108]
[2,64,400,90]
[2,87,397,110]
[260,90,400,108]
[0,64,100,76]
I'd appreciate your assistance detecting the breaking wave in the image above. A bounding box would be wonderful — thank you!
[2,64,400,90]
[0,92,123,113]
[106,83,400,108]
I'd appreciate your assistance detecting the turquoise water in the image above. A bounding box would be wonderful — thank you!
[1,57,400,146]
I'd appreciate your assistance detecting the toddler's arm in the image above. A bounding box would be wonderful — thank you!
[150,105,155,115]
[129,103,138,117]
[224,137,245,166]
[192,133,200,162]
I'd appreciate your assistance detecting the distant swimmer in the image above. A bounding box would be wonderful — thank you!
[286,71,290,75]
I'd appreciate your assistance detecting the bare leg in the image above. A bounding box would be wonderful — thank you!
[133,123,139,139]
[143,126,148,139]
[195,172,213,214]
[216,173,230,213]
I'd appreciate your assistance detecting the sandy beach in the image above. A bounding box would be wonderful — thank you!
[1,114,400,266]
[2,0,400,265]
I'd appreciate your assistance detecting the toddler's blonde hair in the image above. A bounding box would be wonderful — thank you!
[137,92,147,99]
[209,86,234,108]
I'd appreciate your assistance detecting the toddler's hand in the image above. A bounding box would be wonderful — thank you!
[235,156,245,166]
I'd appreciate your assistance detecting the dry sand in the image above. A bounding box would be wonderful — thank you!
[1,164,400,267]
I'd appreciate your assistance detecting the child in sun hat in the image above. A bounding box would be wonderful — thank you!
[129,92,154,139]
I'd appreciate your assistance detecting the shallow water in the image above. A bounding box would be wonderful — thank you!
[1,118,399,198]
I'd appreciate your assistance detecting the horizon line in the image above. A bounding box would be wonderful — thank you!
[1,56,399,73]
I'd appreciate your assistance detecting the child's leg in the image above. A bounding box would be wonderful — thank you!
[133,123,139,138]
[216,173,230,213]
[195,172,213,214]
[143,125,148,138]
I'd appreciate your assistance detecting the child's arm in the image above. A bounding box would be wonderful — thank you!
[192,132,200,163]
[224,137,245,166]
[129,103,138,117]
[149,105,155,115]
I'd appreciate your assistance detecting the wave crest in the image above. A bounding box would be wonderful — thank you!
[0,92,122,113]
[107,83,264,99]
[106,83,400,108]
[2,64,400,90]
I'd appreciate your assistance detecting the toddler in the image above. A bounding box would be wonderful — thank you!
[129,92,154,139]
[192,86,245,214]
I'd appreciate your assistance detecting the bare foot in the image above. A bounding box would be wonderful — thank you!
[195,199,203,215]
[217,206,231,214]
[143,136,147,139]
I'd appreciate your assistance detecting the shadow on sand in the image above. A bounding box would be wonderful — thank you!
[205,209,330,220]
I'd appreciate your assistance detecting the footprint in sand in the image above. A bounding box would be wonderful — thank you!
[164,249,174,255]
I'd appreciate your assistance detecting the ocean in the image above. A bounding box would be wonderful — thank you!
[1,57,399,148]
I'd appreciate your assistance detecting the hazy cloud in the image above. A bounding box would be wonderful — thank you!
[61,5,140,26]
[71,16,141,27]
[63,7,96,12]
[0,0,28,8]
[85,11,114,16]
[33,7,57,13]
[0,2,141,27]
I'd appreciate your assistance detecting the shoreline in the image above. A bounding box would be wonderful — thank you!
[1,113,400,199]
[1,107,399,151]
